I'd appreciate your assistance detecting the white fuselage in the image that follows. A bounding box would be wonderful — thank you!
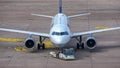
[50,13,71,47]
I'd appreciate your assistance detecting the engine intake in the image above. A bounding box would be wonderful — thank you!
[25,37,35,49]
[85,37,96,49]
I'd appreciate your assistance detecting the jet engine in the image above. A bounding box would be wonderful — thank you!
[24,37,35,49]
[85,37,96,49]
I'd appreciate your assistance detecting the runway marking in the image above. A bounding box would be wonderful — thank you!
[14,45,27,52]
[43,41,55,48]
[95,26,109,29]
[0,37,24,42]
[0,37,55,52]
[14,41,55,52]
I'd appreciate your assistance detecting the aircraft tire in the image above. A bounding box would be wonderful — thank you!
[77,43,80,49]
[37,43,45,50]
[42,43,45,49]
[77,43,84,49]
[37,43,40,50]
[81,43,84,49]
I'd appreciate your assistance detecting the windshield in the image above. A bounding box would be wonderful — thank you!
[52,31,69,35]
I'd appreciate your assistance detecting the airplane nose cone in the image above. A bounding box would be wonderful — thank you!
[50,36,70,47]
[54,39,67,47]
[55,39,65,45]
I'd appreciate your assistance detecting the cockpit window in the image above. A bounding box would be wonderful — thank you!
[52,31,69,35]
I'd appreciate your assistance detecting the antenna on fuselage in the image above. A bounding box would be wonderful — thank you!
[59,0,62,13]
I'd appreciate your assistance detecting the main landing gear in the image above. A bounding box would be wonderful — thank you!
[76,36,84,49]
[37,36,45,50]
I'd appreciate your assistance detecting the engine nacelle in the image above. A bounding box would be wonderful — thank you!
[85,37,96,49]
[24,37,35,49]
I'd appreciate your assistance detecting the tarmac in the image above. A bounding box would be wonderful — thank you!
[0,0,120,68]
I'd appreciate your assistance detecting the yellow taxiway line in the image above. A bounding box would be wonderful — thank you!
[14,45,28,52]
[0,37,55,52]
[95,26,109,29]
[14,41,54,52]
[0,37,24,42]
[43,41,54,48]
[14,41,55,52]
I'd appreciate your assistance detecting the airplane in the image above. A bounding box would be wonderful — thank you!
[0,0,120,51]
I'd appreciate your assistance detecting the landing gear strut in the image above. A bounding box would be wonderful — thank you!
[37,36,45,50]
[76,36,84,49]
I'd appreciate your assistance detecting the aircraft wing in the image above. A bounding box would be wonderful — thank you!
[68,13,91,18]
[0,28,50,38]
[72,27,120,38]
[31,13,53,18]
